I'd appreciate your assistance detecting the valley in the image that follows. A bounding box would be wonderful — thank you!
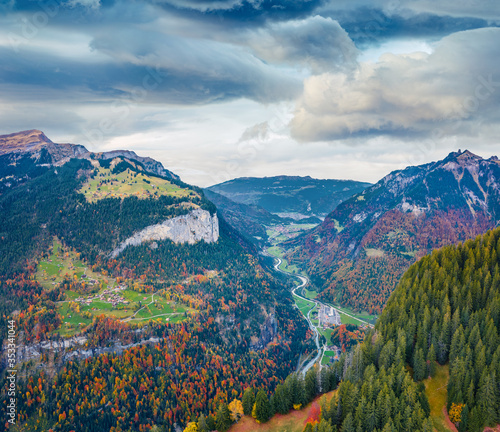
[263,221,376,369]
[1,130,499,432]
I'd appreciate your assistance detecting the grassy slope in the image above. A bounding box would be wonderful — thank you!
[37,239,192,336]
[424,364,455,432]
[229,391,336,432]
[79,165,194,202]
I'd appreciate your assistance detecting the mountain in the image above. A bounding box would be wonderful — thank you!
[0,129,178,194]
[287,150,500,314]
[196,227,500,432]
[207,176,371,220]
[204,189,289,247]
[0,131,311,432]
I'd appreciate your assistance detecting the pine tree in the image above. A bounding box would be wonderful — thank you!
[215,404,232,432]
[412,348,426,381]
[478,372,497,426]
[342,413,355,432]
[274,383,290,414]
[305,368,319,403]
[254,389,272,423]
[426,344,436,378]
[317,418,334,432]
[242,387,255,416]
[197,414,208,432]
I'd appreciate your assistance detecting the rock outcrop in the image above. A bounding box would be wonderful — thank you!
[111,209,219,258]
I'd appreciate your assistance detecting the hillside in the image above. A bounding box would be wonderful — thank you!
[194,228,500,432]
[0,129,178,195]
[207,176,371,220]
[204,189,289,247]
[287,150,500,314]
[0,131,312,432]
[376,227,500,431]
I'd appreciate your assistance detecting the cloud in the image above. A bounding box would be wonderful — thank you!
[0,2,302,106]
[152,0,325,26]
[325,8,493,46]
[320,0,500,21]
[290,28,500,142]
[238,121,270,142]
[87,27,302,103]
[247,15,359,73]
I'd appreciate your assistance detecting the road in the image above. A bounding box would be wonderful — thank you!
[269,254,323,374]
[267,251,373,374]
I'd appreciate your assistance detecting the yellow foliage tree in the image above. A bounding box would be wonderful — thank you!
[183,422,198,432]
[449,403,464,424]
[228,399,244,422]
[252,402,260,424]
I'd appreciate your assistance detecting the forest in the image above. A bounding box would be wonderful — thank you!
[0,157,312,431]
[187,227,500,432]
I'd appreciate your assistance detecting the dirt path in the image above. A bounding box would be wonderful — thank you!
[442,406,458,432]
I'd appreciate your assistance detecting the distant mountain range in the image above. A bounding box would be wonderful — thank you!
[206,176,371,220]
[0,129,178,194]
[287,150,500,314]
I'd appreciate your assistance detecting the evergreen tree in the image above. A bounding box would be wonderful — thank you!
[215,404,232,432]
[412,348,426,381]
[254,389,272,423]
[242,387,255,416]
[197,414,208,432]
[206,414,216,432]
[342,413,355,432]
[426,344,436,378]
[305,368,319,403]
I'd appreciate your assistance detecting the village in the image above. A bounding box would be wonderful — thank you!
[75,284,130,308]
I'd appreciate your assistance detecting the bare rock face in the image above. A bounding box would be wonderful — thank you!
[111,209,219,258]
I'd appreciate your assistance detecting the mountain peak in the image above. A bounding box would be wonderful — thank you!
[444,149,482,163]
[0,129,54,155]
[0,129,180,181]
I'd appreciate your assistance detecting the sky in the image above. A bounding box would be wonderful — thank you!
[0,0,499,187]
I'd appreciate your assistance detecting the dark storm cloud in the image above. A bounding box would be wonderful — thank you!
[0,30,301,105]
[328,8,494,46]
[153,0,325,25]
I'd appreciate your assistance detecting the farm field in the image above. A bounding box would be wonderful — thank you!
[36,238,109,290]
[37,239,193,336]
[293,295,315,317]
[324,302,378,326]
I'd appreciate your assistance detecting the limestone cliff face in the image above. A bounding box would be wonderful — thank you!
[111,209,219,258]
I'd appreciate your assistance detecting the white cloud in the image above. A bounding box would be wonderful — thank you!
[291,28,500,142]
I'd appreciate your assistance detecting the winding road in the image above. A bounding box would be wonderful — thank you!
[268,254,323,374]
[267,251,373,375]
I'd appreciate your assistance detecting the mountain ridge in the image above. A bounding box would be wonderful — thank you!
[208,175,371,220]
[0,129,179,180]
[287,149,500,314]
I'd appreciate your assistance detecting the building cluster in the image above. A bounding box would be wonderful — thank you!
[76,284,129,307]
[319,304,342,327]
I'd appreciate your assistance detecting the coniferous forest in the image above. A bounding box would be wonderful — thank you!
[188,228,500,432]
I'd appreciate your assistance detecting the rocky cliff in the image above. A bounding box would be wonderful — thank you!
[111,209,219,258]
